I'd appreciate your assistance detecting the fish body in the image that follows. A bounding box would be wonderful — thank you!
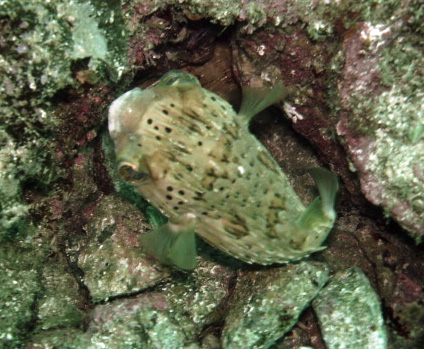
[108,70,338,269]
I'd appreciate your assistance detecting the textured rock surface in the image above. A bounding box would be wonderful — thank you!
[336,11,424,240]
[35,261,85,331]
[222,262,329,348]
[1,0,424,347]
[76,194,166,302]
[0,246,40,347]
[313,268,387,348]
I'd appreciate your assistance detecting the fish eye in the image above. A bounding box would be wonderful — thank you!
[159,70,198,87]
[164,76,180,85]
[118,162,149,185]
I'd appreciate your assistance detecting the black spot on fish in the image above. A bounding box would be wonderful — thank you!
[165,127,172,133]
[185,110,203,123]
[156,136,161,140]
[154,126,159,130]
[162,109,169,115]
[197,141,203,146]
[225,214,249,238]
[147,119,153,124]
[211,96,216,101]
[170,103,175,107]
[167,186,173,191]
[221,154,229,163]
[220,105,226,111]
[193,191,204,200]
[173,206,179,210]
[178,201,184,205]
[257,151,279,174]
[178,190,185,195]
[206,168,217,177]
[166,195,172,200]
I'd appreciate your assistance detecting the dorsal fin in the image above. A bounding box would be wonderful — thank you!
[238,82,288,125]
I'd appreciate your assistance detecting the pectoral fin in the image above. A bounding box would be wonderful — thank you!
[140,216,197,270]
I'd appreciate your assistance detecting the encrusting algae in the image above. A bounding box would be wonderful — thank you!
[108,70,338,269]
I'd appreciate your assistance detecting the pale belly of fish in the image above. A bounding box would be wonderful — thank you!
[108,70,338,269]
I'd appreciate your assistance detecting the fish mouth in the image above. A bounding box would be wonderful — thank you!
[117,162,150,186]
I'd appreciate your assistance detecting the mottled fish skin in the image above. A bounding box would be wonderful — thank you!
[109,70,337,266]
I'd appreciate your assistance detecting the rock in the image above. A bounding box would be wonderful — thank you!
[222,262,329,348]
[82,258,233,348]
[36,261,85,331]
[0,245,40,348]
[76,194,168,302]
[313,268,387,349]
[86,293,189,348]
[335,4,424,240]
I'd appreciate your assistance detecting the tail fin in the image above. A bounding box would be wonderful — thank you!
[238,82,288,125]
[296,167,338,249]
[309,167,338,218]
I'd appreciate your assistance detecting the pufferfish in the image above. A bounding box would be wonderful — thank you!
[108,70,338,270]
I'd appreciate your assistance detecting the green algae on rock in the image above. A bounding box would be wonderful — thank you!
[35,261,85,331]
[86,293,190,348]
[0,240,88,347]
[76,194,167,302]
[0,0,126,239]
[79,260,231,348]
[222,262,329,348]
[0,246,40,348]
[313,268,387,349]
[28,260,232,348]
[335,4,424,240]
[161,259,233,328]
